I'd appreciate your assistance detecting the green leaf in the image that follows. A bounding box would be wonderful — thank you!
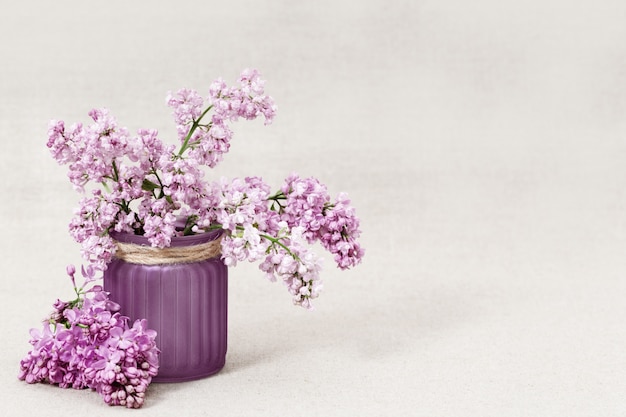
[142,179,160,192]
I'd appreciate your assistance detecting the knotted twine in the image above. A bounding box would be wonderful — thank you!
[113,236,223,265]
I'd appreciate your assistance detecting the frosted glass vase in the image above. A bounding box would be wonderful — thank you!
[103,229,227,383]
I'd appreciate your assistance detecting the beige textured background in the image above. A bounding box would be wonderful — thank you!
[1,0,625,415]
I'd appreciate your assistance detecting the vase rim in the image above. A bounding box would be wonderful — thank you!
[109,228,223,247]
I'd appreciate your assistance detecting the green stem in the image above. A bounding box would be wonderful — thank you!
[208,223,298,260]
[262,233,297,259]
[108,159,135,214]
[181,215,198,236]
[178,105,214,156]
[153,169,166,199]
[101,181,112,194]
[267,191,287,212]
[267,190,286,201]
[112,159,120,182]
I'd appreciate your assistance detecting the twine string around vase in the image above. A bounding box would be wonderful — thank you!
[113,237,223,265]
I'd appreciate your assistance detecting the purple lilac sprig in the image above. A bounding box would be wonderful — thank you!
[212,175,362,309]
[18,265,159,408]
[272,174,365,270]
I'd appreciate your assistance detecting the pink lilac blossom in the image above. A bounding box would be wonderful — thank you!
[277,174,364,270]
[258,225,323,310]
[213,177,327,308]
[46,120,79,165]
[47,109,132,192]
[214,176,278,233]
[207,68,276,124]
[68,190,120,270]
[166,88,204,142]
[159,156,207,210]
[318,192,365,269]
[134,128,170,172]
[185,115,233,168]
[214,177,278,266]
[279,174,330,242]
[19,266,159,408]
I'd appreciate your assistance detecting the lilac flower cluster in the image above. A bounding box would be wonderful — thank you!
[18,266,159,408]
[211,177,324,308]
[258,225,324,309]
[46,69,364,309]
[211,174,363,308]
[277,174,364,270]
[169,68,276,168]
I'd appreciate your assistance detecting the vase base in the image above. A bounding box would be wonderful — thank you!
[152,361,226,383]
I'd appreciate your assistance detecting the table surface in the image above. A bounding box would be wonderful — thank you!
[1,1,625,416]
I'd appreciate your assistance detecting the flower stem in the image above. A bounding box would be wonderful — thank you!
[112,159,120,182]
[152,169,166,199]
[267,191,287,212]
[262,233,298,260]
[178,105,213,156]
[208,223,299,260]
[266,190,286,201]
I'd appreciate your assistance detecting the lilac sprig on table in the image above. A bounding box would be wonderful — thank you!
[18,265,159,408]
[45,68,364,309]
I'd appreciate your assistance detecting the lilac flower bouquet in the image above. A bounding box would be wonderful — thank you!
[19,69,364,408]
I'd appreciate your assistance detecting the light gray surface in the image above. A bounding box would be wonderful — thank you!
[1,0,625,415]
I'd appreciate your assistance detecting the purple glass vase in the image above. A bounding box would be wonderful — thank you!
[103,229,227,383]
